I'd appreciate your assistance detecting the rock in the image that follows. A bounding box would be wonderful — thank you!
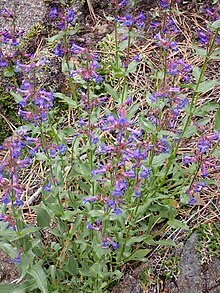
[111,274,142,293]
[0,0,46,34]
[177,232,220,293]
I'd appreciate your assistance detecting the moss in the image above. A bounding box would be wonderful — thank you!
[21,23,46,52]
[195,222,220,263]
[160,256,180,280]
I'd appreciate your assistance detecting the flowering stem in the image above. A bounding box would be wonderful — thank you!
[117,197,141,263]
[114,21,119,69]
[160,29,219,185]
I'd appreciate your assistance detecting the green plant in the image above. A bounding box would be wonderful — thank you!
[0,0,219,292]
[196,222,220,263]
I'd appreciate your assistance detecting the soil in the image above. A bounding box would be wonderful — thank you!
[0,250,19,284]
[0,0,219,292]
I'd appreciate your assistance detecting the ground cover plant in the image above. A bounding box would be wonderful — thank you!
[0,0,219,292]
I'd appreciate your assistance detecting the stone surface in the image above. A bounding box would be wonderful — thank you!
[177,232,220,293]
[177,232,203,293]
[0,0,46,34]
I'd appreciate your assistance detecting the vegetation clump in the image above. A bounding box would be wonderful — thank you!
[0,0,219,292]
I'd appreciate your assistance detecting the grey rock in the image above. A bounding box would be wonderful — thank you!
[177,232,220,293]
[0,0,46,34]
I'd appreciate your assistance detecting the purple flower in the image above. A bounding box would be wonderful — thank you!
[160,0,169,9]
[13,249,22,265]
[49,147,57,159]
[140,167,150,179]
[83,196,98,203]
[188,194,196,205]
[112,207,122,215]
[183,155,196,164]
[102,239,108,249]
[71,43,84,55]
[197,140,210,153]
[57,144,67,155]
[2,194,10,205]
[112,180,128,197]
[44,183,52,192]
[198,30,209,45]
[201,164,208,177]
[14,198,24,207]
[0,59,8,67]
[49,7,58,19]
[67,9,75,23]
[52,45,64,57]
[151,21,160,29]
[119,0,129,7]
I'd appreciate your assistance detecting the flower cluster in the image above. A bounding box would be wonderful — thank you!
[0,214,17,230]
[43,143,67,159]
[152,14,179,52]
[183,130,220,179]
[116,12,145,29]
[148,87,189,132]
[70,50,103,84]
[197,4,220,47]
[0,130,40,206]
[48,6,75,29]
[102,237,118,250]
[186,181,206,205]
[167,59,191,82]
[15,77,54,125]
[83,104,152,214]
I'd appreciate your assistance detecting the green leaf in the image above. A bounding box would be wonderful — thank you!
[210,48,220,60]
[4,68,15,77]
[192,44,207,58]
[182,125,197,138]
[0,283,17,292]
[152,153,170,168]
[126,235,149,246]
[62,58,69,73]
[180,192,190,205]
[126,248,150,261]
[127,103,140,121]
[155,240,176,246]
[214,108,220,131]
[10,91,23,103]
[112,67,126,79]
[105,83,119,102]
[192,65,201,82]
[47,32,64,42]
[213,147,220,158]
[194,101,219,116]
[211,19,220,29]
[19,226,39,237]
[139,116,156,133]
[196,79,220,93]
[35,152,48,161]
[54,93,77,107]
[168,219,189,231]
[11,279,37,293]
[69,214,83,236]
[34,207,51,229]
[127,60,138,74]
[28,264,48,293]
[63,255,79,275]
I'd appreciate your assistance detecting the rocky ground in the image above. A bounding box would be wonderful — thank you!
[0,0,219,292]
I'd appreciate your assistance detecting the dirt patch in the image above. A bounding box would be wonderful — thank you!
[0,250,19,284]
